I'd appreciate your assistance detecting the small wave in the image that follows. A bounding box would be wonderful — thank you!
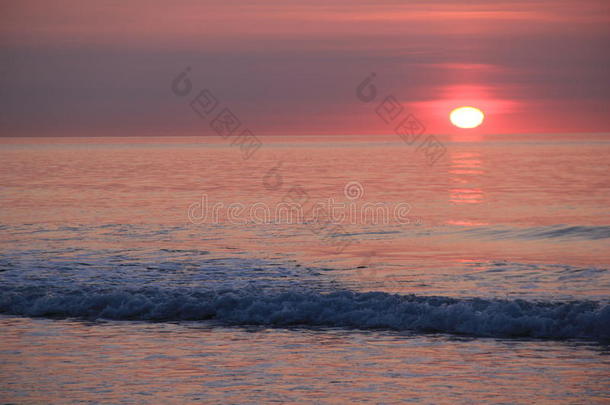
[1,288,608,341]
[457,225,610,241]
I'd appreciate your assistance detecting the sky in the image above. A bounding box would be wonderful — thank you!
[1,0,609,137]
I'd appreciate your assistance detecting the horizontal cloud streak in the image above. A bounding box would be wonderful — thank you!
[1,0,609,136]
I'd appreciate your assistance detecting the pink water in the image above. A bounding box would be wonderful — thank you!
[1,135,609,403]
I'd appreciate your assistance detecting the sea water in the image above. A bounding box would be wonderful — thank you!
[1,135,609,403]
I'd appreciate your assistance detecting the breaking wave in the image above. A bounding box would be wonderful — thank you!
[1,287,608,341]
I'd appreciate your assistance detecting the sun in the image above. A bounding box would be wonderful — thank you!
[450,106,484,129]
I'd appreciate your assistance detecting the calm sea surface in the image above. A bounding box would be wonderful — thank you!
[1,135,609,403]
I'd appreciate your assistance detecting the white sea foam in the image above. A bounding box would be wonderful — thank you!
[1,248,608,340]
[1,287,608,340]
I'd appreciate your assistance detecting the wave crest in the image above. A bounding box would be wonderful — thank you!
[1,288,608,341]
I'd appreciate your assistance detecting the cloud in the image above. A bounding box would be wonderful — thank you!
[1,0,608,135]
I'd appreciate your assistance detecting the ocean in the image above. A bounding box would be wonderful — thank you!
[1,134,609,403]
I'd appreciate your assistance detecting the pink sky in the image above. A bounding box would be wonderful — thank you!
[1,0,609,136]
